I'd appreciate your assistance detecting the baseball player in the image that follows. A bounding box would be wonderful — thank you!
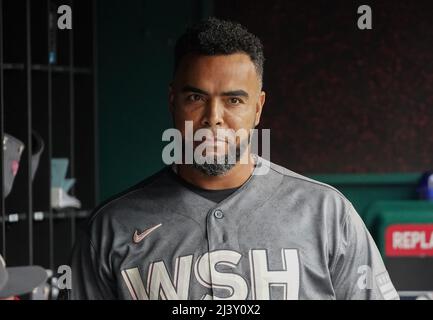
[66,17,398,300]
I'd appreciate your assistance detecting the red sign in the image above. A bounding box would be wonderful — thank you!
[385,224,433,257]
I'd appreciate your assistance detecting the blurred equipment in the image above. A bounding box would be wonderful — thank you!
[31,131,45,181]
[31,269,61,300]
[365,200,433,294]
[2,133,25,198]
[398,291,433,300]
[51,158,81,209]
[48,3,58,64]
[0,254,48,299]
[417,171,433,200]
[2,131,44,199]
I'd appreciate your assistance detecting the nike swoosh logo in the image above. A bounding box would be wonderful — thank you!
[133,223,162,244]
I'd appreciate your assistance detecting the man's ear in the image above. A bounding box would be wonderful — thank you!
[254,91,266,126]
[168,83,175,114]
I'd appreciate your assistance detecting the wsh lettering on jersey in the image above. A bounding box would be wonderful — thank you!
[121,248,300,300]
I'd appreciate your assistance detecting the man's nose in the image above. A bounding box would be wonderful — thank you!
[201,98,224,127]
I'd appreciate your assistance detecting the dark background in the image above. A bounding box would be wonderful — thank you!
[215,0,433,173]
[98,0,433,199]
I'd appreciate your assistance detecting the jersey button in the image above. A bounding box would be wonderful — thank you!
[214,209,224,219]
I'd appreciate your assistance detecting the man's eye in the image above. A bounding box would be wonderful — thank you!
[187,94,202,102]
[229,97,242,105]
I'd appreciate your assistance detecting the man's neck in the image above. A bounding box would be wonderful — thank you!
[176,153,256,190]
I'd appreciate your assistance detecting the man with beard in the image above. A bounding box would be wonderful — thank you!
[66,17,397,300]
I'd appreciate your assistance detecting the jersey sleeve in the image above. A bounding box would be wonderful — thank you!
[330,202,400,300]
[64,231,117,300]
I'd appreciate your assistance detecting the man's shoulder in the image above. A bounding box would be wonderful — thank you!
[261,157,348,201]
[260,157,354,229]
[86,166,172,227]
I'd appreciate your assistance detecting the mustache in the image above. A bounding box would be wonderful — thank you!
[185,129,249,143]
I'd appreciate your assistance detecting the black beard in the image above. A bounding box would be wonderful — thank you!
[192,154,237,177]
[192,138,249,176]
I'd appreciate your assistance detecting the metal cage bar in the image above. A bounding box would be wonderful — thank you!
[47,0,54,271]
[0,0,6,259]
[69,0,76,247]
[93,0,99,205]
[25,0,34,265]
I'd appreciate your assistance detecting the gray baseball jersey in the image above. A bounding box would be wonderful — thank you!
[66,155,398,300]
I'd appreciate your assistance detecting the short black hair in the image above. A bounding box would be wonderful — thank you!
[174,17,264,83]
